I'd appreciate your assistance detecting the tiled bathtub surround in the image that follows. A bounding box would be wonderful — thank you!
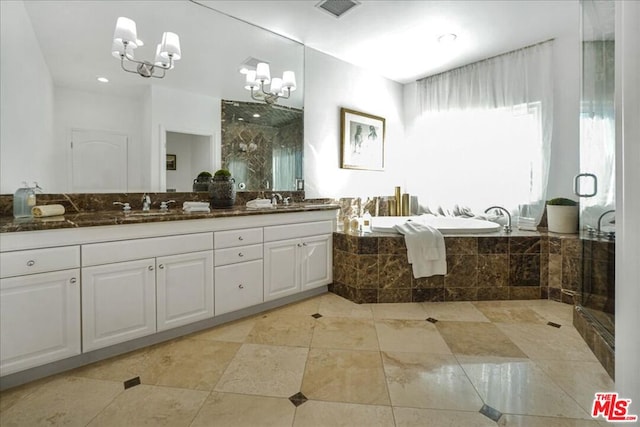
[332,230,590,305]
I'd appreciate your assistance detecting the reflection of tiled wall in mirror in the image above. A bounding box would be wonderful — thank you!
[221,101,303,191]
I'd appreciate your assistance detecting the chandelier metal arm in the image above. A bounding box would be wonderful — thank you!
[249,81,292,104]
[119,55,173,79]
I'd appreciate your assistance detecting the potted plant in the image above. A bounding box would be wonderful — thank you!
[208,169,236,208]
[192,171,212,192]
[546,197,579,233]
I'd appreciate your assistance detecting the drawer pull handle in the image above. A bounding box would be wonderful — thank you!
[238,252,244,257]
[238,236,244,241]
[238,284,244,289]
[26,260,35,267]
[70,277,77,284]
[148,266,154,271]
[158,264,164,269]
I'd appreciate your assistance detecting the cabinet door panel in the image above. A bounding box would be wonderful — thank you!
[157,251,214,331]
[215,259,263,315]
[82,259,156,351]
[0,269,80,375]
[264,239,300,301]
[301,235,332,290]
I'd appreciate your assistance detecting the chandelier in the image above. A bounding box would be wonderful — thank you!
[244,63,296,105]
[112,17,181,79]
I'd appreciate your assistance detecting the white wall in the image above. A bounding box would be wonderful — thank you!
[615,0,640,403]
[54,88,144,192]
[0,0,54,194]
[166,133,211,192]
[303,47,406,199]
[149,87,220,191]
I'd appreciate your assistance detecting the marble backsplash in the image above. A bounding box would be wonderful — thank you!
[0,191,307,217]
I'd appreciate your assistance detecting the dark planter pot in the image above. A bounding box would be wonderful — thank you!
[208,176,236,208]
[192,176,212,192]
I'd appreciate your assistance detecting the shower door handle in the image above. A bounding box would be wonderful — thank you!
[574,173,598,197]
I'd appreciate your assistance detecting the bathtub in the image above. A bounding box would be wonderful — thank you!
[371,215,502,234]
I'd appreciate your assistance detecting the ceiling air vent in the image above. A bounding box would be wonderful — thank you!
[315,0,360,18]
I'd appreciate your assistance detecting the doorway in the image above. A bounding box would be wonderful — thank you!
[164,131,214,192]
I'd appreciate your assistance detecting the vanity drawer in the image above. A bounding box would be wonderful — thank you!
[82,233,213,266]
[214,228,263,249]
[264,221,333,242]
[215,244,263,266]
[0,246,80,278]
[215,259,263,315]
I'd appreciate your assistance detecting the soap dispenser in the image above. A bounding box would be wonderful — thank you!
[13,182,32,218]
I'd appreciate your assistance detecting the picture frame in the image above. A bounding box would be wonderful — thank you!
[166,154,177,171]
[340,108,385,171]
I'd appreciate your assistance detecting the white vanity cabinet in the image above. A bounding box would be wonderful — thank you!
[0,247,81,376]
[263,221,332,301]
[81,233,213,351]
[214,228,264,315]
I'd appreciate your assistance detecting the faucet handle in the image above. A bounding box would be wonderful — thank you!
[283,197,291,206]
[113,201,131,212]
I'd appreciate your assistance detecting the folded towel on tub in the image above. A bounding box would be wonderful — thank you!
[394,221,447,278]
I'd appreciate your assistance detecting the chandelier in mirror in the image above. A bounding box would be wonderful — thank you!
[243,62,296,105]
[112,17,181,79]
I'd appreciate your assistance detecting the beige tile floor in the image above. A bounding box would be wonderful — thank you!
[0,293,614,427]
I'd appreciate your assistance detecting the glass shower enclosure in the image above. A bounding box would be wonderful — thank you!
[577,0,616,348]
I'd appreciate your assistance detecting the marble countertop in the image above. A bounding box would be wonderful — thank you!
[0,204,340,233]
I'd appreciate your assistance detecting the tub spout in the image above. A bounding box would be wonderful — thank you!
[484,206,512,233]
[597,209,615,238]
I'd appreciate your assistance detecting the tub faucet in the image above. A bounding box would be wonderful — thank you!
[597,209,615,237]
[270,193,282,206]
[142,193,151,211]
[484,206,512,233]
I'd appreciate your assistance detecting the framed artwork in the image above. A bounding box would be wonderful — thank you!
[166,154,177,171]
[340,108,385,171]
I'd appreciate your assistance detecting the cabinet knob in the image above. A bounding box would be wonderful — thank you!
[238,284,244,289]
[238,236,244,241]
[158,264,164,269]
[302,242,308,247]
[148,266,154,271]
[70,277,77,284]
[238,252,244,257]
[297,243,302,247]
[26,260,35,267]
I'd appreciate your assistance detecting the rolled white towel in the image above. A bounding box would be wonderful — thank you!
[246,199,273,209]
[183,201,210,209]
[32,204,65,217]
[183,207,210,213]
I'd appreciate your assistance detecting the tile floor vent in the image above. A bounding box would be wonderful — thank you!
[315,0,360,18]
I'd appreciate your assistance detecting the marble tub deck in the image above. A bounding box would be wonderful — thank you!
[0,293,612,427]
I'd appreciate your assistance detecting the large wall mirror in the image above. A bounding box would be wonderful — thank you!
[0,0,304,194]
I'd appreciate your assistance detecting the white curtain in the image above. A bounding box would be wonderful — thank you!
[272,146,296,191]
[415,40,554,224]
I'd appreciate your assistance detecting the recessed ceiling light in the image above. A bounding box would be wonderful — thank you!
[438,33,457,44]
[252,113,260,118]
[97,76,109,83]
[238,117,244,121]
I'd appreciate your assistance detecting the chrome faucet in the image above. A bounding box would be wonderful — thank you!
[597,209,615,237]
[484,206,512,233]
[270,193,282,206]
[142,193,151,211]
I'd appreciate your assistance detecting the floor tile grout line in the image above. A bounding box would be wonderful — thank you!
[185,390,213,427]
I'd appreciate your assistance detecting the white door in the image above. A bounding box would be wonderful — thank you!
[263,239,300,301]
[301,234,332,290]
[71,129,128,192]
[0,269,81,376]
[82,259,156,351]
[156,251,214,331]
